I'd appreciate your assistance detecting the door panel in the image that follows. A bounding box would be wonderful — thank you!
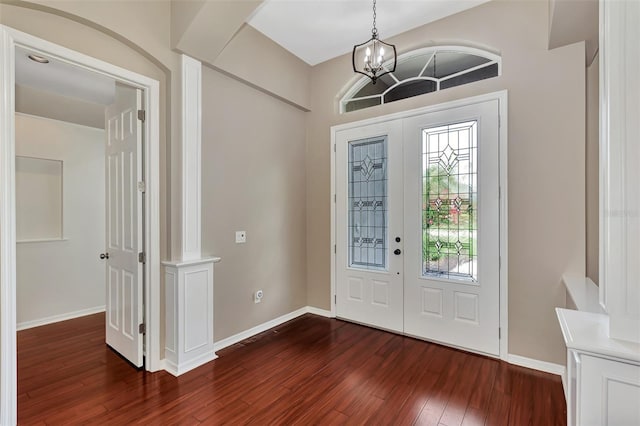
[335,121,404,332]
[403,100,500,356]
[105,83,144,367]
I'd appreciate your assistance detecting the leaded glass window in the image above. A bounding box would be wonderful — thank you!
[348,137,388,270]
[341,46,501,113]
[422,121,478,281]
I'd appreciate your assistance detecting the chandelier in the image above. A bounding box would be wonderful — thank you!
[352,0,397,84]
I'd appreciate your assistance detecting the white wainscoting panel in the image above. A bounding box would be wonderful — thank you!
[162,257,219,376]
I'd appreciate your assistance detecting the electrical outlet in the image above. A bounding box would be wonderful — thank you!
[235,231,246,243]
[254,290,263,304]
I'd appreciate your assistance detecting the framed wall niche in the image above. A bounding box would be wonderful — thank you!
[15,155,64,242]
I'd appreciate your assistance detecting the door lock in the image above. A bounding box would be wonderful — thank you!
[99,253,109,260]
[394,249,401,255]
[395,237,401,242]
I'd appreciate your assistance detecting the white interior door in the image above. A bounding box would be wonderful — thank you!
[105,83,144,367]
[335,121,404,332]
[403,100,500,356]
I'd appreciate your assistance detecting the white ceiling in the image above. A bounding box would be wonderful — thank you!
[15,47,115,106]
[247,0,490,66]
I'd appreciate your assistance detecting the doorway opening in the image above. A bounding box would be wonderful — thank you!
[0,25,161,424]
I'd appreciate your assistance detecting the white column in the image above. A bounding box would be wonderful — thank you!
[600,0,640,343]
[181,54,202,261]
[162,54,218,375]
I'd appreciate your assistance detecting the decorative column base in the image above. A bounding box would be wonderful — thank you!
[162,257,220,376]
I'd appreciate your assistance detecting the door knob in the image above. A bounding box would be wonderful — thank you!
[395,237,401,242]
[394,249,401,255]
[100,253,109,260]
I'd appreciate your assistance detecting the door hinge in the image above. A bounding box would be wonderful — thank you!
[335,295,337,304]
[137,181,146,193]
[334,244,336,254]
[139,323,146,334]
[499,327,501,339]
[499,256,501,269]
[334,144,336,152]
[138,252,146,264]
[334,194,336,203]
[137,109,146,122]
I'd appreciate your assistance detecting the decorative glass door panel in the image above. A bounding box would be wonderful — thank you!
[336,121,404,333]
[403,100,500,356]
[349,137,388,270]
[422,121,478,282]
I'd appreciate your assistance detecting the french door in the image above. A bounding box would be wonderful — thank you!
[335,99,501,356]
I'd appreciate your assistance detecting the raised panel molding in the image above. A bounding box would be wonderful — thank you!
[183,269,210,353]
[162,258,219,376]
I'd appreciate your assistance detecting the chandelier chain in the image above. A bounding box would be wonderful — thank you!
[372,0,378,36]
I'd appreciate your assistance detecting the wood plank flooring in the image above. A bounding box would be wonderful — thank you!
[18,313,566,425]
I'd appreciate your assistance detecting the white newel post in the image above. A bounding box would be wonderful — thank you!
[162,54,219,376]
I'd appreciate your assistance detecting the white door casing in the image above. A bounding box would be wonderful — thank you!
[105,83,144,367]
[0,25,161,424]
[403,100,501,356]
[335,120,404,332]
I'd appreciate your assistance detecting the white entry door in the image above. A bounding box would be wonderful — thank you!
[403,100,500,356]
[105,83,144,367]
[334,99,501,356]
[335,121,404,332]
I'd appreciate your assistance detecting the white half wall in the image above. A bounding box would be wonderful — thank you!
[15,113,105,326]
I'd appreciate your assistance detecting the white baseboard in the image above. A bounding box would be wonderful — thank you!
[507,353,565,377]
[306,306,333,318]
[213,307,308,352]
[17,306,106,331]
[213,306,335,352]
[163,352,218,377]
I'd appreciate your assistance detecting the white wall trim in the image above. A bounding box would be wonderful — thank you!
[17,306,105,331]
[163,352,218,377]
[214,307,308,352]
[507,353,566,377]
[306,306,333,318]
[0,25,17,426]
[213,306,333,352]
[330,90,509,360]
[180,55,202,261]
[0,24,162,423]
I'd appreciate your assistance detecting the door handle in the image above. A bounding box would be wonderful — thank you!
[394,249,401,255]
[100,253,109,260]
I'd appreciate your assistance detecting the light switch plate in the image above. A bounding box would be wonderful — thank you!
[235,231,246,243]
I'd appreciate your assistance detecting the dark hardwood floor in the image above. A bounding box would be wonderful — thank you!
[18,313,566,425]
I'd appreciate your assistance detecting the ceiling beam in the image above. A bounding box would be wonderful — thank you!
[171,0,263,64]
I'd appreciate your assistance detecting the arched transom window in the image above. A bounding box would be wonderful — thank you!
[341,46,501,113]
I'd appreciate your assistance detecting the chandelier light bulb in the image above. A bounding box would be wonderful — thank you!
[366,47,371,56]
[380,47,385,56]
